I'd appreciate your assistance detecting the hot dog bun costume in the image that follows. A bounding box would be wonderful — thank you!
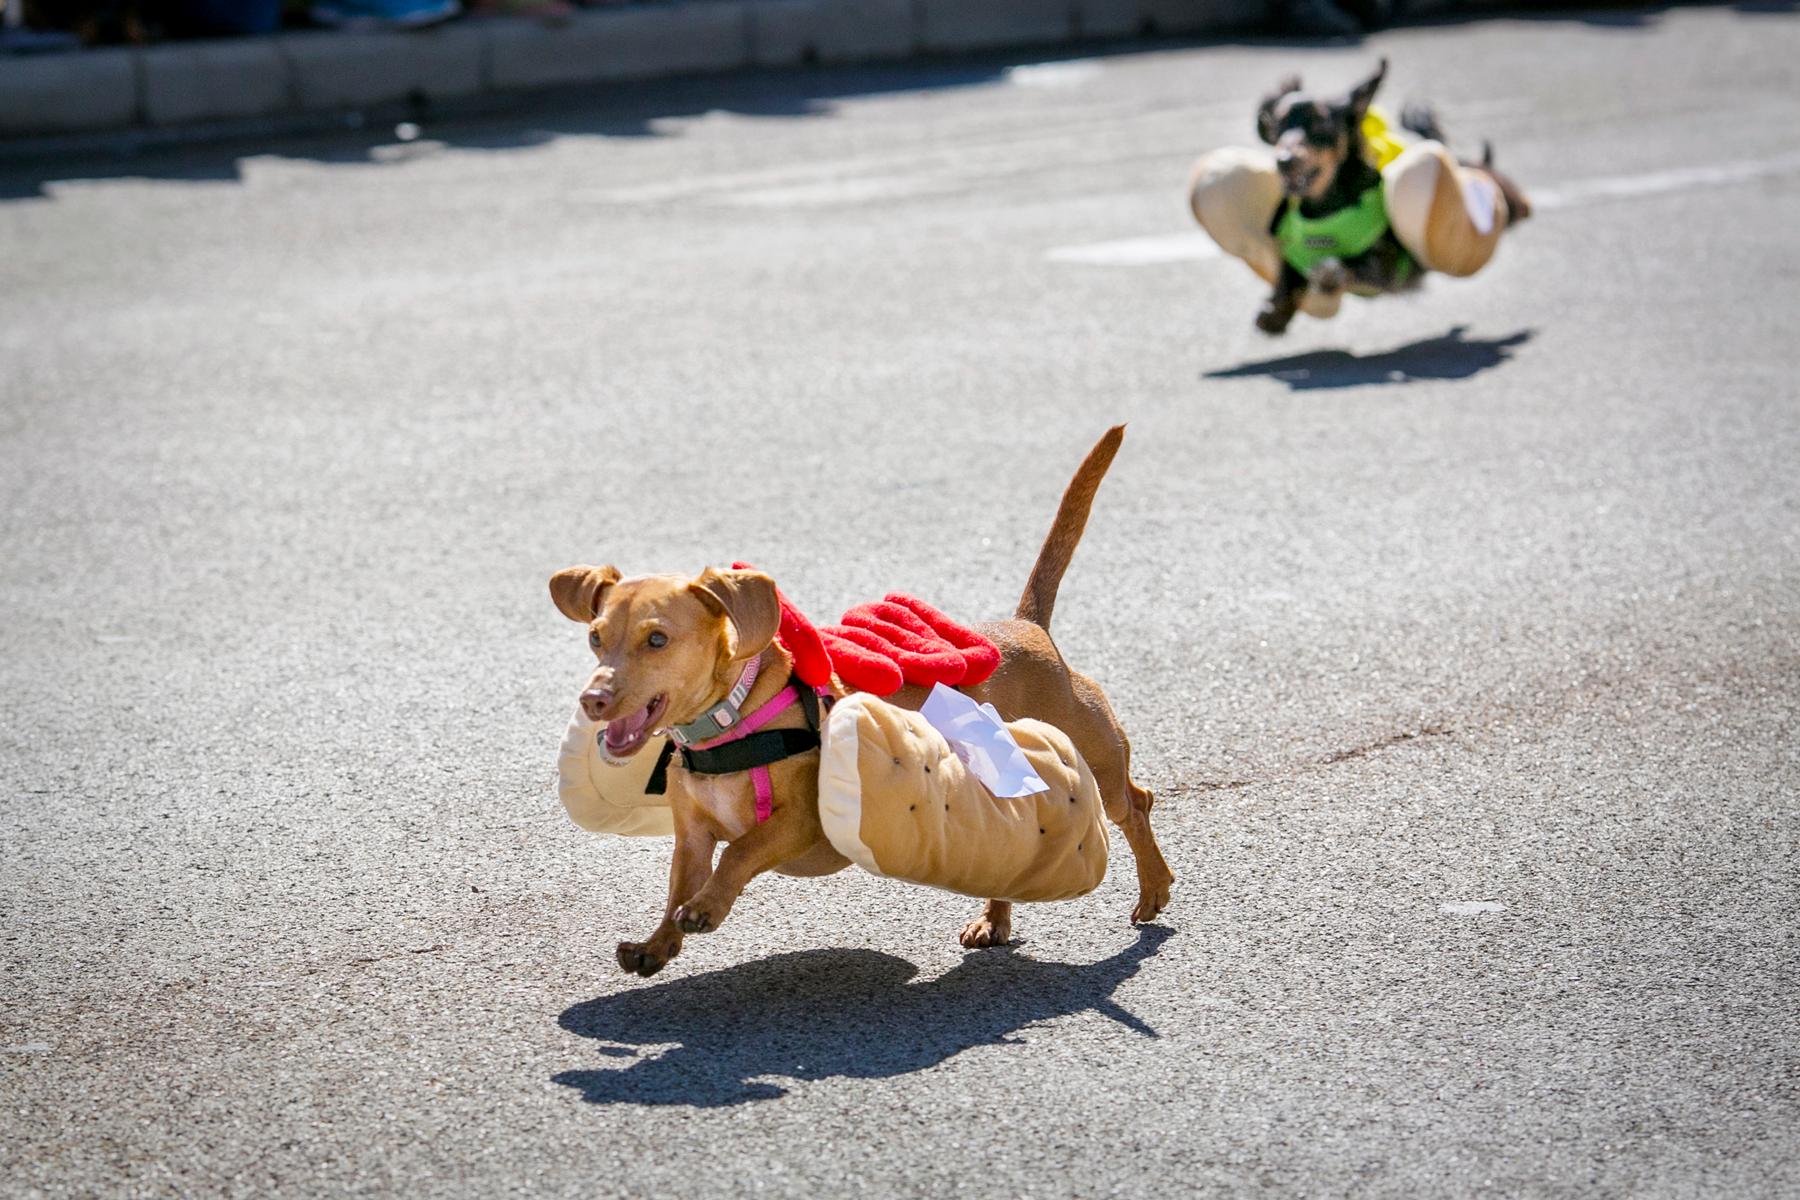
[555,581,1111,902]
[1381,139,1510,278]
[557,716,676,838]
[816,693,1108,903]
[1188,108,1520,316]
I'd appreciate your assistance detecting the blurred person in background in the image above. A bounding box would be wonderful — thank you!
[1269,0,1405,38]
[3,0,457,44]
[308,0,457,29]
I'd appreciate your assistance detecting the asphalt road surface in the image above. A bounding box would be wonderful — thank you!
[4,6,1798,1196]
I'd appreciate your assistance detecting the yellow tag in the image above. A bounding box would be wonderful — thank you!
[1362,106,1409,170]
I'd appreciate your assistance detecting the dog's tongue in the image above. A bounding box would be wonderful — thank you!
[604,704,652,750]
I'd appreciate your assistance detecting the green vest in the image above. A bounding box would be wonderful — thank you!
[1275,185,1409,279]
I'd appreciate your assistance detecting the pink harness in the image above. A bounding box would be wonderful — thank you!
[680,659,812,825]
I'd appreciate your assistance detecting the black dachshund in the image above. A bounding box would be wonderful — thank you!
[1254,59,1530,336]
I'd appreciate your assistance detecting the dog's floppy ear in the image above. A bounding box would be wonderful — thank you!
[688,566,780,662]
[1257,75,1301,144]
[549,564,621,623]
[1346,58,1387,121]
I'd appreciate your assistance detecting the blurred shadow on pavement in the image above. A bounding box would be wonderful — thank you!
[552,923,1172,1107]
[1204,325,1534,391]
[4,5,1747,203]
[0,56,1030,203]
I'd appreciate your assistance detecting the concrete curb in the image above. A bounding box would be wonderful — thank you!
[0,0,1264,142]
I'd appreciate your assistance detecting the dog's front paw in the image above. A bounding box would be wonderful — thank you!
[1254,305,1292,336]
[1309,258,1347,296]
[959,917,1012,949]
[616,941,666,977]
[673,904,713,935]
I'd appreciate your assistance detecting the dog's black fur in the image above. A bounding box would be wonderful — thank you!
[1252,59,1528,337]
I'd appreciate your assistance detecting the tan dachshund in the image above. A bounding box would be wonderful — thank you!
[549,427,1173,977]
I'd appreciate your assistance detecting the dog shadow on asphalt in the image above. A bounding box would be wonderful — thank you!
[552,924,1172,1107]
[1204,325,1534,392]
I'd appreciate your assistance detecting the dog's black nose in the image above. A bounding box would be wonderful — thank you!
[580,688,615,721]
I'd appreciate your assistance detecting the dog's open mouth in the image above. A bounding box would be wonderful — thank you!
[1279,165,1320,196]
[602,694,668,760]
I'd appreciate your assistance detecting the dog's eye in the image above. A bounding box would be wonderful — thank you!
[587,630,602,651]
[647,631,669,649]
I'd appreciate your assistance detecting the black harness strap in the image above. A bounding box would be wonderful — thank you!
[798,683,829,727]
[644,739,677,796]
[680,728,821,776]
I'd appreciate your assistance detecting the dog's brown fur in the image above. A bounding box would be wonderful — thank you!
[549,427,1173,977]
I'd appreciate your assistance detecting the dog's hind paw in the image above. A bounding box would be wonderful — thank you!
[1131,884,1172,925]
[673,905,713,935]
[959,917,1012,949]
[616,942,666,977]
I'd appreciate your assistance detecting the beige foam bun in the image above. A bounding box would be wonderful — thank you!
[556,710,674,837]
[817,693,1108,903]
[1383,141,1509,278]
[1188,147,1341,318]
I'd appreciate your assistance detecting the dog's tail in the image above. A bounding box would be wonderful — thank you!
[1402,105,1533,226]
[1015,425,1124,631]
[1399,102,1448,145]
[1487,153,1533,224]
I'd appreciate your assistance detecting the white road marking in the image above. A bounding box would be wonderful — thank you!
[1531,151,1800,210]
[1439,900,1507,916]
[1046,231,1223,265]
[1005,59,1105,88]
[724,174,967,209]
[1047,151,1800,266]
[570,110,1152,208]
